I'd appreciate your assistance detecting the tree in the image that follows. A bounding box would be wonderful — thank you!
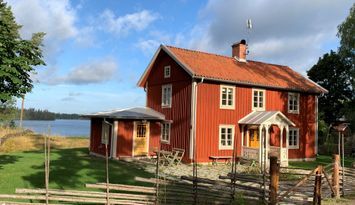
[307,51,353,124]
[0,98,16,127]
[337,3,355,68]
[0,1,45,103]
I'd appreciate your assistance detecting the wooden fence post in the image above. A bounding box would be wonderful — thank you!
[155,151,160,205]
[332,154,340,199]
[269,156,279,205]
[313,166,322,205]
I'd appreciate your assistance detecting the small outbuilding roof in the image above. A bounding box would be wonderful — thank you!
[238,111,295,126]
[83,107,165,121]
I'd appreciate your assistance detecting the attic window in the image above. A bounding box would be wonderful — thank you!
[164,66,171,78]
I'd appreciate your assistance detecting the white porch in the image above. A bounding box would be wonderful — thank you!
[239,111,295,167]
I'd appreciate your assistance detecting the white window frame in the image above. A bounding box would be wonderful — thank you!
[288,92,300,114]
[252,88,265,111]
[101,122,110,145]
[219,124,235,150]
[288,128,299,149]
[220,85,235,109]
[161,122,171,144]
[164,65,171,78]
[161,84,172,108]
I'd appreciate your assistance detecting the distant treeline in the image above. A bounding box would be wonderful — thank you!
[16,108,81,120]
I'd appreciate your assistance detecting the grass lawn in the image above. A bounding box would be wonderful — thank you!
[0,148,153,194]
[289,155,354,170]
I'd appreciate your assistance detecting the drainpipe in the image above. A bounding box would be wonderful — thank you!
[190,77,204,161]
[103,118,114,158]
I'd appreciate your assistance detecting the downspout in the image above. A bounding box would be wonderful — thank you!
[189,77,204,161]
[103,118,114,158]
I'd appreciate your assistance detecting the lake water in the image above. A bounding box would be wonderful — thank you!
[16,119,90,137]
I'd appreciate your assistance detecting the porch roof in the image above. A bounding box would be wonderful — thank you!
[238,111,295,126]
[83,107,165,121]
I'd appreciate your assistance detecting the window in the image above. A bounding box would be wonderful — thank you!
[219,125,234,150]
[252,89,265,111]
[288,93,300,113]
[220,85,235,109]
[288,128,299,149]
[101,122,110,144]
[161,123,171,143]
[162,84,172,107]
[164,66,171,78]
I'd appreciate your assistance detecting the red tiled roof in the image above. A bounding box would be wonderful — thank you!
[138,45,327,94]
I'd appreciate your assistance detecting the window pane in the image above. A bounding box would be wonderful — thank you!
[259,92,263,97]
[259,101,263,108]
[254,91,258,97]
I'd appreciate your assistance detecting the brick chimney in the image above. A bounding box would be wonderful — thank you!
[232,39,247,62]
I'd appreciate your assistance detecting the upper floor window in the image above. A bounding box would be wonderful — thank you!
[219,125,234,150]
[164,66,171,78]
[252,89,265,111]
[288,128,299,149]
[288,92,299,113]
[162,84,172,108]
[220,85,235,109]
[101,122,110,144]
[161,123,171,144]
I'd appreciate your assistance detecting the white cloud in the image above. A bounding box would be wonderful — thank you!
[6,0,78,61]
[183,0,353,72]
[40,58,118,85]
[100,9,159,36]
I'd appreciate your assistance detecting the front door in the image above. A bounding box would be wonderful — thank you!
[133,121,149,156]
[249,129,260,148]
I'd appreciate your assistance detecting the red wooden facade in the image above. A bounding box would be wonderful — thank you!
[89,41,326,164]
[89,118,161,159]
[146,51,192,162]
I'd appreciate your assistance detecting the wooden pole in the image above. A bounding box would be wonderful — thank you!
[44,133,48,205]
[105,143,110,205]
[155,151,160,204]
[313,166,322,205]
[19,96,25,128]
[269,156,279,205]
[332,154,340,199]
[341,133,345,196]
[338,132,341,155]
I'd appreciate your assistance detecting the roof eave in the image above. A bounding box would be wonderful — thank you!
[137,45,195,87]
[192,75,325,94]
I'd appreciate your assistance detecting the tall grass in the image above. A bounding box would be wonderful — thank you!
[0,127,89,153]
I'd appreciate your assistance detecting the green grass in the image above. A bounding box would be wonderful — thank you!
[289,155,354,170]
[0,148,153,194]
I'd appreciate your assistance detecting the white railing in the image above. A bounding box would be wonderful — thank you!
[242,147,259,160]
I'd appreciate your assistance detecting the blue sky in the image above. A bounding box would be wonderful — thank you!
[5,0,353,114]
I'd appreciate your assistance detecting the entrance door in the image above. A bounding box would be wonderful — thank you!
[133,121,149,156]
[249,129,260,148]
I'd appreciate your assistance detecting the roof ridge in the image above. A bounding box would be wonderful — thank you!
[165,45,289,68]
[165,45,232,60]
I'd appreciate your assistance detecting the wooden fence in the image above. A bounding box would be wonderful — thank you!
[0,152,353,204]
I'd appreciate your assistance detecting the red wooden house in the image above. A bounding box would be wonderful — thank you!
[87,40,327,166]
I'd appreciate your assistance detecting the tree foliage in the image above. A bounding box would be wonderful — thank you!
[15,108,80,120]
[338,3,355,68]
[0,1,45,102]
[0,98,16,126]
[307,51,353,124]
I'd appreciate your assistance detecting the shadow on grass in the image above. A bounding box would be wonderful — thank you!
[22,148,154,190]
[0,154,22,170]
